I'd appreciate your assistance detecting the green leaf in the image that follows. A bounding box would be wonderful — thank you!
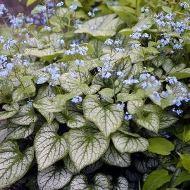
[136,113,160,133]
[112,132,149,153]
[83,95,124,137]
[68,127,109,171]
[27,0,37,6]
[34,123,68,171]
[180,154,190,172]
[170,68,190,79]
[37,166,72,190]
[173,171,190,187]
[148,137,174,155]
[114,177,129,190]
[12,76,36,102]
[75,14,122,37]
[10,104,37,126]
[143,169,171,190]
[0,141,34,189]
[0,104,19,120]
[103,145,131,167]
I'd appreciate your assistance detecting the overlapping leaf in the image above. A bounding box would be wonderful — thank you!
[35,122,68,170]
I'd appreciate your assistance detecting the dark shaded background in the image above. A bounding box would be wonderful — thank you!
[0,0,34,15]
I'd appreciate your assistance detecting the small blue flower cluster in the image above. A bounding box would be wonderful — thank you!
[74,59,85,67]
[123,78,139,85]
[130,32,150,40]
[0,3,7,16]
[0,55,14,78]
[65,43,88,56]
[88,7,99,17]
[42,65,61,85]
[3,39,16,50]
[71,96,83,103]
[180,1,190,9]
[104,39,124,53]
[9,15,24,29]
[155,12,189,34]
[139,73,161,89]
[172,108,183,115]
[99,55,113,79]
[124,112,133,121]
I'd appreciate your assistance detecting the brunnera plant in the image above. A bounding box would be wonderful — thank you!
[0,0,190,189]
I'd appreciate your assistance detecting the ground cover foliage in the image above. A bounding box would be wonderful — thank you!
[0,0,190,189]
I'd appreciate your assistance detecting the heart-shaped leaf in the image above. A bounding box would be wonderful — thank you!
[75,14,122,37]
[114,177,129,190]
[37,166,72,190]
[83,95,124,137]
[68,127,109,171]
[143,169,171,190]
[148,137,174,155]
[35,122,68,171]
[10,104,37,126]
[0,141,34,189]
[136,113,160,133]
[112,132,149,153]
[103,145,131,167]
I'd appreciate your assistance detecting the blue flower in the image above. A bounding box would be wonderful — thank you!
[72,96,83,103]
[180,2,189,9]
[124,112,133,121]
[9,16,24,28]
[0,4,7,16]
[3,39,16,50]
[57,1,64,7]
[102,72,111,79]
[69,3,78,11]
[130,32,142,40]
[74,59,85,66]
[172,108,183,115]
[123,78,139,85]
[0,36,4,43]
[166,77,178,85]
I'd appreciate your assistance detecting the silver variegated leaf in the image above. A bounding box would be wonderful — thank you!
[94,174,112,190]
[136,113,160,133]
[67,112,86,128]
[34,122,68,171]
[114,177,129,190]
[37,165,72,190]
[64,156,78,174]
[12,76,36,102]
[103,145,131,167]
[159,113,178,129]
[69,175,88,190]
[112,132,149,153]
[10,104,37,125]
[83,95,124,137]
[75,14,122,37]
[68,127,109,171]
[0,141,34,189]
[0,104,19,120]
[6,123,34,140]
[127,100,144,114]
